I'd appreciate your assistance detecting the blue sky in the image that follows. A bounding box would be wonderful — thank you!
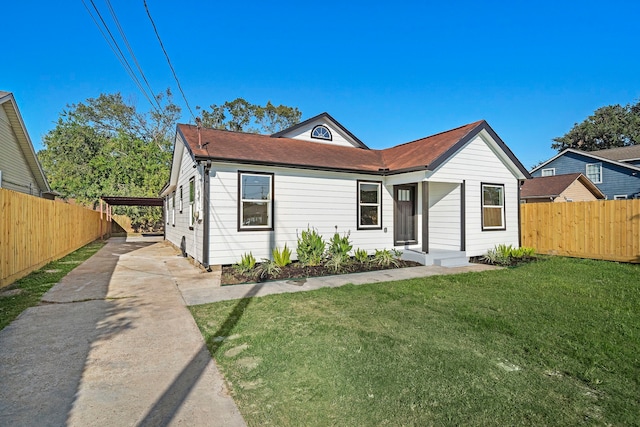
[3,0,640,169]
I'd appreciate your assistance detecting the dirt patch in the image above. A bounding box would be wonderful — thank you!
[221,259,421,285]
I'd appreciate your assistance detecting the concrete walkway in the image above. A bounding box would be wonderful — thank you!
[178,263,499,306]
[0,235,498,426]
[0,236,246,427]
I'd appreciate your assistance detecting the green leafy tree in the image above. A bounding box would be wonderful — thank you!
[38,90,181,230]
[197,98,301,134]
[552,101,640,152]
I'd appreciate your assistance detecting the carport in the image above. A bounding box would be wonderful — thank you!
[100,196,165,237]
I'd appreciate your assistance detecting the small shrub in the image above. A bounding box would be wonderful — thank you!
[481,244,537,266]
[272,244,292,267]
[255,259,281,280]
[354,248,370,263]
[328,231,353,257]
[391,248,403,259]
[325,252,351,273]
[373,249,400,268]
[234,252,256,273]
[297,227,326,266]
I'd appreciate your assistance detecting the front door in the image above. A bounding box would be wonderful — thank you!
[394,185,417,245]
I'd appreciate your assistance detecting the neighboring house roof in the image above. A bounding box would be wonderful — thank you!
[531,148,640,174]
[0,91,52,195]
[176,119,530,177]
[520,173,605,199]
[589,145,640,163]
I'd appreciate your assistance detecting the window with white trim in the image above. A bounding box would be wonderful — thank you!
[358,181,382,229]
[311,125,332,141]
[179,186,183,213]
[189,178,195,228]
[541,168,555,177]
[239,172,273,230]
[614,195,627,200]
[586,163,602,183]
[482,183,505,230]
[166,198,170,224]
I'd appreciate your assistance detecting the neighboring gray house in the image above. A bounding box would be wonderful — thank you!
[161,113,530,268]
[530,147,640,200]
[0,91,54,199]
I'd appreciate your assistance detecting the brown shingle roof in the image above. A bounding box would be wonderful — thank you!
[520,173,604,199]
[177,120,490,174]
[591,145,640,162]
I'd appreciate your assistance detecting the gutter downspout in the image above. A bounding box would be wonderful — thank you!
[202,159,212,271]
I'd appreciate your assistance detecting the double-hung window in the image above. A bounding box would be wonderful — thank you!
[586,163,602,183]
[358,181,382,229]
[482,183,505,230]
[189,178,195,228]
[238,172,273,231]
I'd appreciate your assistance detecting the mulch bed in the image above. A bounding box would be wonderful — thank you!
[221,259,422,285]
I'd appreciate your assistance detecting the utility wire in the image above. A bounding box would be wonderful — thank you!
[81,0,160,113]
[104,0,162,111]
[143,0,196,120]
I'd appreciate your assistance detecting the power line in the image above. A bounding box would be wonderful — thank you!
[104,0,162,111]
[143,0,196,120]
[81,0,160,113]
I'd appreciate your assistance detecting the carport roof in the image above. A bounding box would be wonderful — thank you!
[100,196,164,206]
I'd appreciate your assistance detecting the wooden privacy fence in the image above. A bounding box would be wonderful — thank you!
[521,199,640,263]
[0,188,111,288]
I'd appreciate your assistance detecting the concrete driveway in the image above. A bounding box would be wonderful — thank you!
[0,236,246,427]
[0,235,498,426]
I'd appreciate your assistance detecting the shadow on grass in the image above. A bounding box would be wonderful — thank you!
[137,284,263,427]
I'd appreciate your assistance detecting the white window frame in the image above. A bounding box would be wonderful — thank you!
[311,125,332,141]
[613,195,627,200]
[238,171,274,231]
[166,198,170,224]
[481,183,506,231]
[189,177,195,228]
[179,186,183,213]
[541,168,555,177]
[586,163,602,184]
[357,180,382,230]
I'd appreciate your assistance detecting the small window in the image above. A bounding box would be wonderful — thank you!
[171,192,176,226]
[166,198,170,224]
[189,178,195,228]
[586,163,602,183]
[482,183,505,231]
[541,168,555,177]
[311,125,332,141]
[238,172,273,231]
[179,186,183,213]
[358,181,382,229]
[614,195,627,200]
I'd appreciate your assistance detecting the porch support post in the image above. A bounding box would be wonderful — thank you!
[460,180,466,251]
[421,182,429,253]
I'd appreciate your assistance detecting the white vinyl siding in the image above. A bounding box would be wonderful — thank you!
[208,164,394,265]
[428,182,461,250]
[280,118,360,148]
[0,106,39,195]
[428,134,520,257]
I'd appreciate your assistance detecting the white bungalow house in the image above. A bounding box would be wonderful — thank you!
[161,113,530,268]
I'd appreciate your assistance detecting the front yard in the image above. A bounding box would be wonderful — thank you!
[190,257,639,426]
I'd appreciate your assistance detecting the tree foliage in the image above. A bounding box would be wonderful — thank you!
[38,90,181,230]
[552,101,640,152]
[197,98,302,134]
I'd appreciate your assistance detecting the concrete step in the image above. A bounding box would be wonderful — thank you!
[434,256,470,267]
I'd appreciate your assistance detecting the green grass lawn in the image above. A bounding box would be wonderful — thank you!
[190,257,640,426]
[0,240,105,331]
